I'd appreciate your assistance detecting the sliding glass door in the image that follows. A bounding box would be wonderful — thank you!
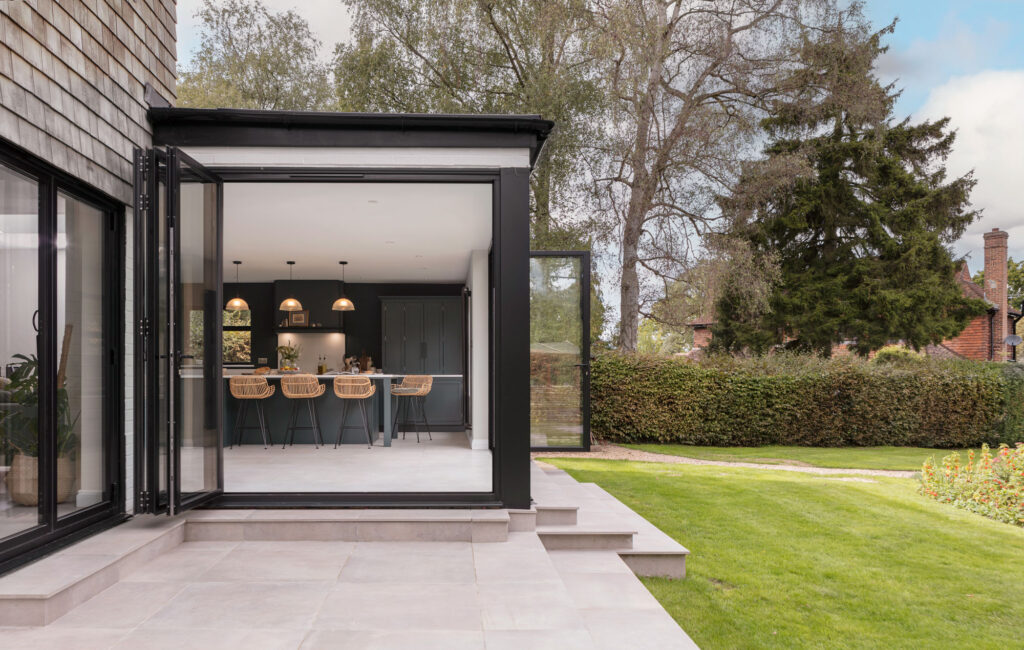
[0,144,123,574]
[134,148,223,514]
[529,251,591,450]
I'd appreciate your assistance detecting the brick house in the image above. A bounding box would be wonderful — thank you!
[929,228,1021,361]
[688,228,1021,360]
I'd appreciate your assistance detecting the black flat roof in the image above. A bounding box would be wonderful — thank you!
[148,108,554,166]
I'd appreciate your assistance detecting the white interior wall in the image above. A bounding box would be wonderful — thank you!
[466,250,490,450]
[278,332,347,372]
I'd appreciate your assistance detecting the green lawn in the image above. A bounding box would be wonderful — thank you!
[541,458,1024,649]
[621,444,968,471]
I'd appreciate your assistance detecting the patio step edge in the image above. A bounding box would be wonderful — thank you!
[0,519,186,626]
[536,528,635,550]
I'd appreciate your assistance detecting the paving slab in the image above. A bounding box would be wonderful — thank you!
[0,462,697,648]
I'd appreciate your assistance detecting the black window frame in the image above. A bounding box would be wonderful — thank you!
[222,308,253,366]
[0,137,126,576]
[193,167,531,510]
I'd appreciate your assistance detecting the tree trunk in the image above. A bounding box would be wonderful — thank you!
[619,217,642,351]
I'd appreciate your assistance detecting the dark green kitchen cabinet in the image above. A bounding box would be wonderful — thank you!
[381,296,464,429]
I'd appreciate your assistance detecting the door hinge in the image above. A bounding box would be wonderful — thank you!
[138,318,150,338]
[138,490,150,511]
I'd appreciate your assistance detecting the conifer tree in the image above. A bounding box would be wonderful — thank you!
[712,24,986,356]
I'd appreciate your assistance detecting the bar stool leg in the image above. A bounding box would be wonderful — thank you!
[231,401,241,448]
[358,400,372,449]
[411,398,420,443]
[335,399,349,448]
[419,396,432,441]
[392,394,401,438]
[256,400,269,448]
[306,400,320,449]
[313,399,325,446]
[283,401,297,449]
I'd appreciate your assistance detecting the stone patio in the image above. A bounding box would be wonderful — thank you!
[0,463,696,649]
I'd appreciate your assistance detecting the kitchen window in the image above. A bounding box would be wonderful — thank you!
[223,309,252,365]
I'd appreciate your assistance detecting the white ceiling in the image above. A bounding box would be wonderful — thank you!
[223,183,492,283]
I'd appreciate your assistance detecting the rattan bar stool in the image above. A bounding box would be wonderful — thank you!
[280,374,326,448]
[391,375,433,443]
[333,376,376,448]
[228,375,275,448]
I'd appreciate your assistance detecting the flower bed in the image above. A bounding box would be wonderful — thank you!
[920,444,1024,526]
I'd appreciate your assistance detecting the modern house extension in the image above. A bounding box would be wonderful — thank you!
[0,1,593,574]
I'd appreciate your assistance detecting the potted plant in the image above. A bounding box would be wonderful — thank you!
[1,354,78,505]
[277,341,301,372]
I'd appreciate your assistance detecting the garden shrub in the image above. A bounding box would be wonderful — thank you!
[872,344,926,364]
[591,353,1024,447]
[920,445,1024,526]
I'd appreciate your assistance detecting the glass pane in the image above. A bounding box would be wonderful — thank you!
[156,172,170,511]
[177,163,219,499]
[56,192,108,517]
[223,309,252,364]
[530,256,584,448]
[0,162,41,539]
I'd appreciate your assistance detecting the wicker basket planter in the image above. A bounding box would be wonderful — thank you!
[5,454,75,506]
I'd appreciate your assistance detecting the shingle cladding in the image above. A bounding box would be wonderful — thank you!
[0,0,176,203]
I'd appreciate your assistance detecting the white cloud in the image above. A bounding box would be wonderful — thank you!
[176,0,352,67]
[916,70,1024,267]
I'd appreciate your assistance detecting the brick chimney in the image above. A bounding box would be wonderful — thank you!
[983,228,1010,361]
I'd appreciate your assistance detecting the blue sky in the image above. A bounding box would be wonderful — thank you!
[176,1,1024,265]
[866,1,1024,116]
[862,1,1024,265]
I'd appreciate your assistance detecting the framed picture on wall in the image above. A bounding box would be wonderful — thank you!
[288,310,310,327]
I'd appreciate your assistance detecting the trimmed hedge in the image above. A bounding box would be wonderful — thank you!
[592,353,1024,448]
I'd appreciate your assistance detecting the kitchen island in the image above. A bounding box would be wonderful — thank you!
[223,373,464,447]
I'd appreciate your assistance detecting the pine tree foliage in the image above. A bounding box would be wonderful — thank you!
[712,23,987,356]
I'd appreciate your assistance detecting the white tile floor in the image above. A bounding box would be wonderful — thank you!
[219,431,492,493]
[0,535,697,649]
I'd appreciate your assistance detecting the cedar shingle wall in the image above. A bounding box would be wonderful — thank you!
[0,0,176,203]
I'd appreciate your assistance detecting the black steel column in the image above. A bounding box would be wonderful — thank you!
[493,168,531,509]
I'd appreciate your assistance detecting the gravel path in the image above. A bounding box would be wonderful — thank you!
[532,444,917,478]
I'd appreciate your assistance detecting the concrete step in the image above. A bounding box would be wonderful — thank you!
[536,527,635,551]
[535,505,579,526]
[0,517,184,626]
[185,509,509,543]
[618,549,688,579]
[0,508,511,626]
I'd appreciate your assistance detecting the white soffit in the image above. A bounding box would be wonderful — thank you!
[223,182,492,284]
[182,146,531,169]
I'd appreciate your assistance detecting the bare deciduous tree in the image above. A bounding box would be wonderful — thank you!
[590,0,862,350]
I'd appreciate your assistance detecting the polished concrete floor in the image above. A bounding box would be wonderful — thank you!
[219,431,492,493]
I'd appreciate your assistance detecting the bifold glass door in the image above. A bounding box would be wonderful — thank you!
[134,148,223,514]
[529,251,591,450]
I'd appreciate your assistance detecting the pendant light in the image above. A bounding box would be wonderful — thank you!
[332,261,355,311]
[278,261,303,312]
[225,261,250,311]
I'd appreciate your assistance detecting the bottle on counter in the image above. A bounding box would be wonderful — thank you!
[316,355,327,375]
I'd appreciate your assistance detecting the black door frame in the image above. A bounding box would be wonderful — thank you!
[528,250,592,452]
[134,147,226,515]
[149,166,531,510]
[0,137,126,575]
